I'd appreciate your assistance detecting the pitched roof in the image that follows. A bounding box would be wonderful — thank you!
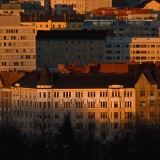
[112,0,130,7]
[136,0,160,8]
[11,71,40,88]
[0,71,26,88]
[36,30,108,40]
[53,74,135,89]
[37,64,52,85]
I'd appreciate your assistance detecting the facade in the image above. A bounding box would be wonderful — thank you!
[135,71,160,127]
[0,3,24,15]
[105,37,160,63]
[0,71,25,125]
[30,0,112,14]
[0,15,36,71]
[10,65,136,141]
[82,19,160,37]
[0,65,160,141]
[20,13,84,31]
[54,4,75,14]
[36,30,108,70]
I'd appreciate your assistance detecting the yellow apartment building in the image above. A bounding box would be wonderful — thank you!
[10,65,136,141]
[0,71,25,125]
[0,15,36,71]
[20,13,84,31]
[135,70,160,127]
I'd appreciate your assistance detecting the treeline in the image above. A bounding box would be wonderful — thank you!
[1,116,160,160]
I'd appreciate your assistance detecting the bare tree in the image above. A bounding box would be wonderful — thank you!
[33,109,54,142]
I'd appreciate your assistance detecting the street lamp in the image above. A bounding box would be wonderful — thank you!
[63,144,69,160]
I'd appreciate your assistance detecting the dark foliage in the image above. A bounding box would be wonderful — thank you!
[59,115,75,145]
[0,125,26,160]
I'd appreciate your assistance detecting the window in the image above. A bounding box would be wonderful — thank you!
[114,112,118,119]
[114,101,118,108]
[76,112,83,119]
[125,112,132,118]
[140,90,145,96]
[100,112,107,119]
[64,112,71,119]
[76,101,83,108]
[64,102,70,108]
[75,92,83,98]
[112,91,120,97]
[150,90,154,96]
[114,123,118,129]
[55,102,58,108]
[48,102,50,108]
[44,102,46,108]
[54,92,59,98]
[100,92,107,97]
[150,112,155,118]
[76,123,83,129]
[140,111,145,118]
[125,123,132,129]
[48,92,50,98]
[101,123,107,129]
[124,91,132,97]
[88,101,95,108]
[100,101,107,108]
[63,92,71,98]
[125,101,132,108]
[25,111,28,118]
[150,101,154,107]
[88,112,95,119]
[140,101,145,107]
[88,92,95,97]
[55,113,59,119]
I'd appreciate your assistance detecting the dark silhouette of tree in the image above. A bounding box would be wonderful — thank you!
[0,124,26,160]
[33,109,54,142]
[59,115,75,145]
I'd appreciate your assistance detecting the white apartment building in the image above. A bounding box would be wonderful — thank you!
[11,65,136,141]
[105,37,160,63]
[82,19,160,37]
[0,15,36,71]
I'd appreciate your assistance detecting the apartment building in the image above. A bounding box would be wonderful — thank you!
[31,0,112,14]
[20,13,85,31]
[0,71,26,125]
[82,19,160,37]
[0,3,24,15]
[36,30,108,70]
[91,8,157,20]
[135,70,160,127]
[0,15,36,71]
[105,37,160,63]
[11,65,136,141]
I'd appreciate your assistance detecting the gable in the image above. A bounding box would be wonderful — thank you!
[135,73,150,88]
[144,0,160,10]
